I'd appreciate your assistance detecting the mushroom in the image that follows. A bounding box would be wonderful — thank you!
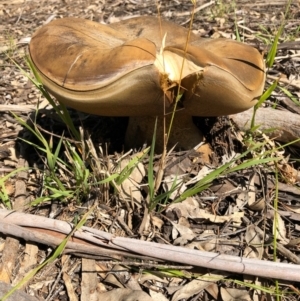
[29,16,265,151]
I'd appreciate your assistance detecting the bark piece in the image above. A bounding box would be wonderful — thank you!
[0,237,19,283]
[230,107,300,147]
[81,259,98,301]
[12,243,39,286]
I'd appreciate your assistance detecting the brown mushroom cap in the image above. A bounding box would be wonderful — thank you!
[166,38,265,115]
[29,16,265,150]
[107,16,199,48]
[29,16,265,118]
[30,17,156,90]
[29,17,170,116]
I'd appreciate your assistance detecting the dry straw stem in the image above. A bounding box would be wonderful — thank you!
[0,209,299,282]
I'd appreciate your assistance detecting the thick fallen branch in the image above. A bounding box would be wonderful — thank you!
[0,209,299,281]
[230,107,300,147]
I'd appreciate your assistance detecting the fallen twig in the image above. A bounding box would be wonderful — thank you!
[0,209,299,281]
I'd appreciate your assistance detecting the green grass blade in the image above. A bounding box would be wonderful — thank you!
[149,176,181,211]
[25,56,80,140]
[174,140,281,203]
[97,173,119,185]
[148,119,157,202]
[266,0,292,68]
[266,29,281,68]
[278,86,300,106]
[0,168,28,208]
[250,79,278,129]
[256,79,278,108]
[234,19,241,42]
[114,148,149,186]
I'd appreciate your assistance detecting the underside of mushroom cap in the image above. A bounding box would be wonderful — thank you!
[36,63,167,116]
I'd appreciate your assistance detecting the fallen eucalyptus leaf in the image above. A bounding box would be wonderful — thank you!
[221,287,251,301]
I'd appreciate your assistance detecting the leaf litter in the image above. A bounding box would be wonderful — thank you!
[1,0,300,300]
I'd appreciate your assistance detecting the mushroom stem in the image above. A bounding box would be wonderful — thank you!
[125,110,204,152]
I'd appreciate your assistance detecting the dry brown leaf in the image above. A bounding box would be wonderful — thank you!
[248,197,265,211]
[98,288,154,301]
[126,275,142,291]
[149,290,169,301]
[220,287,251,301]
[244,225,265,259]
[210,179,239,195]
[119,160,145,206]
[186,166,214,185]
[204,283,219,300]
[167,198,244,225]
[163,175,186,200]
[104,264,128,289]
[236,176,263,211]
[151,216,164,231]
[273,212,289,245]
[282,204,300,214]
[171,222,196,245]
[166,197,198,218]
[172,273,226,301]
